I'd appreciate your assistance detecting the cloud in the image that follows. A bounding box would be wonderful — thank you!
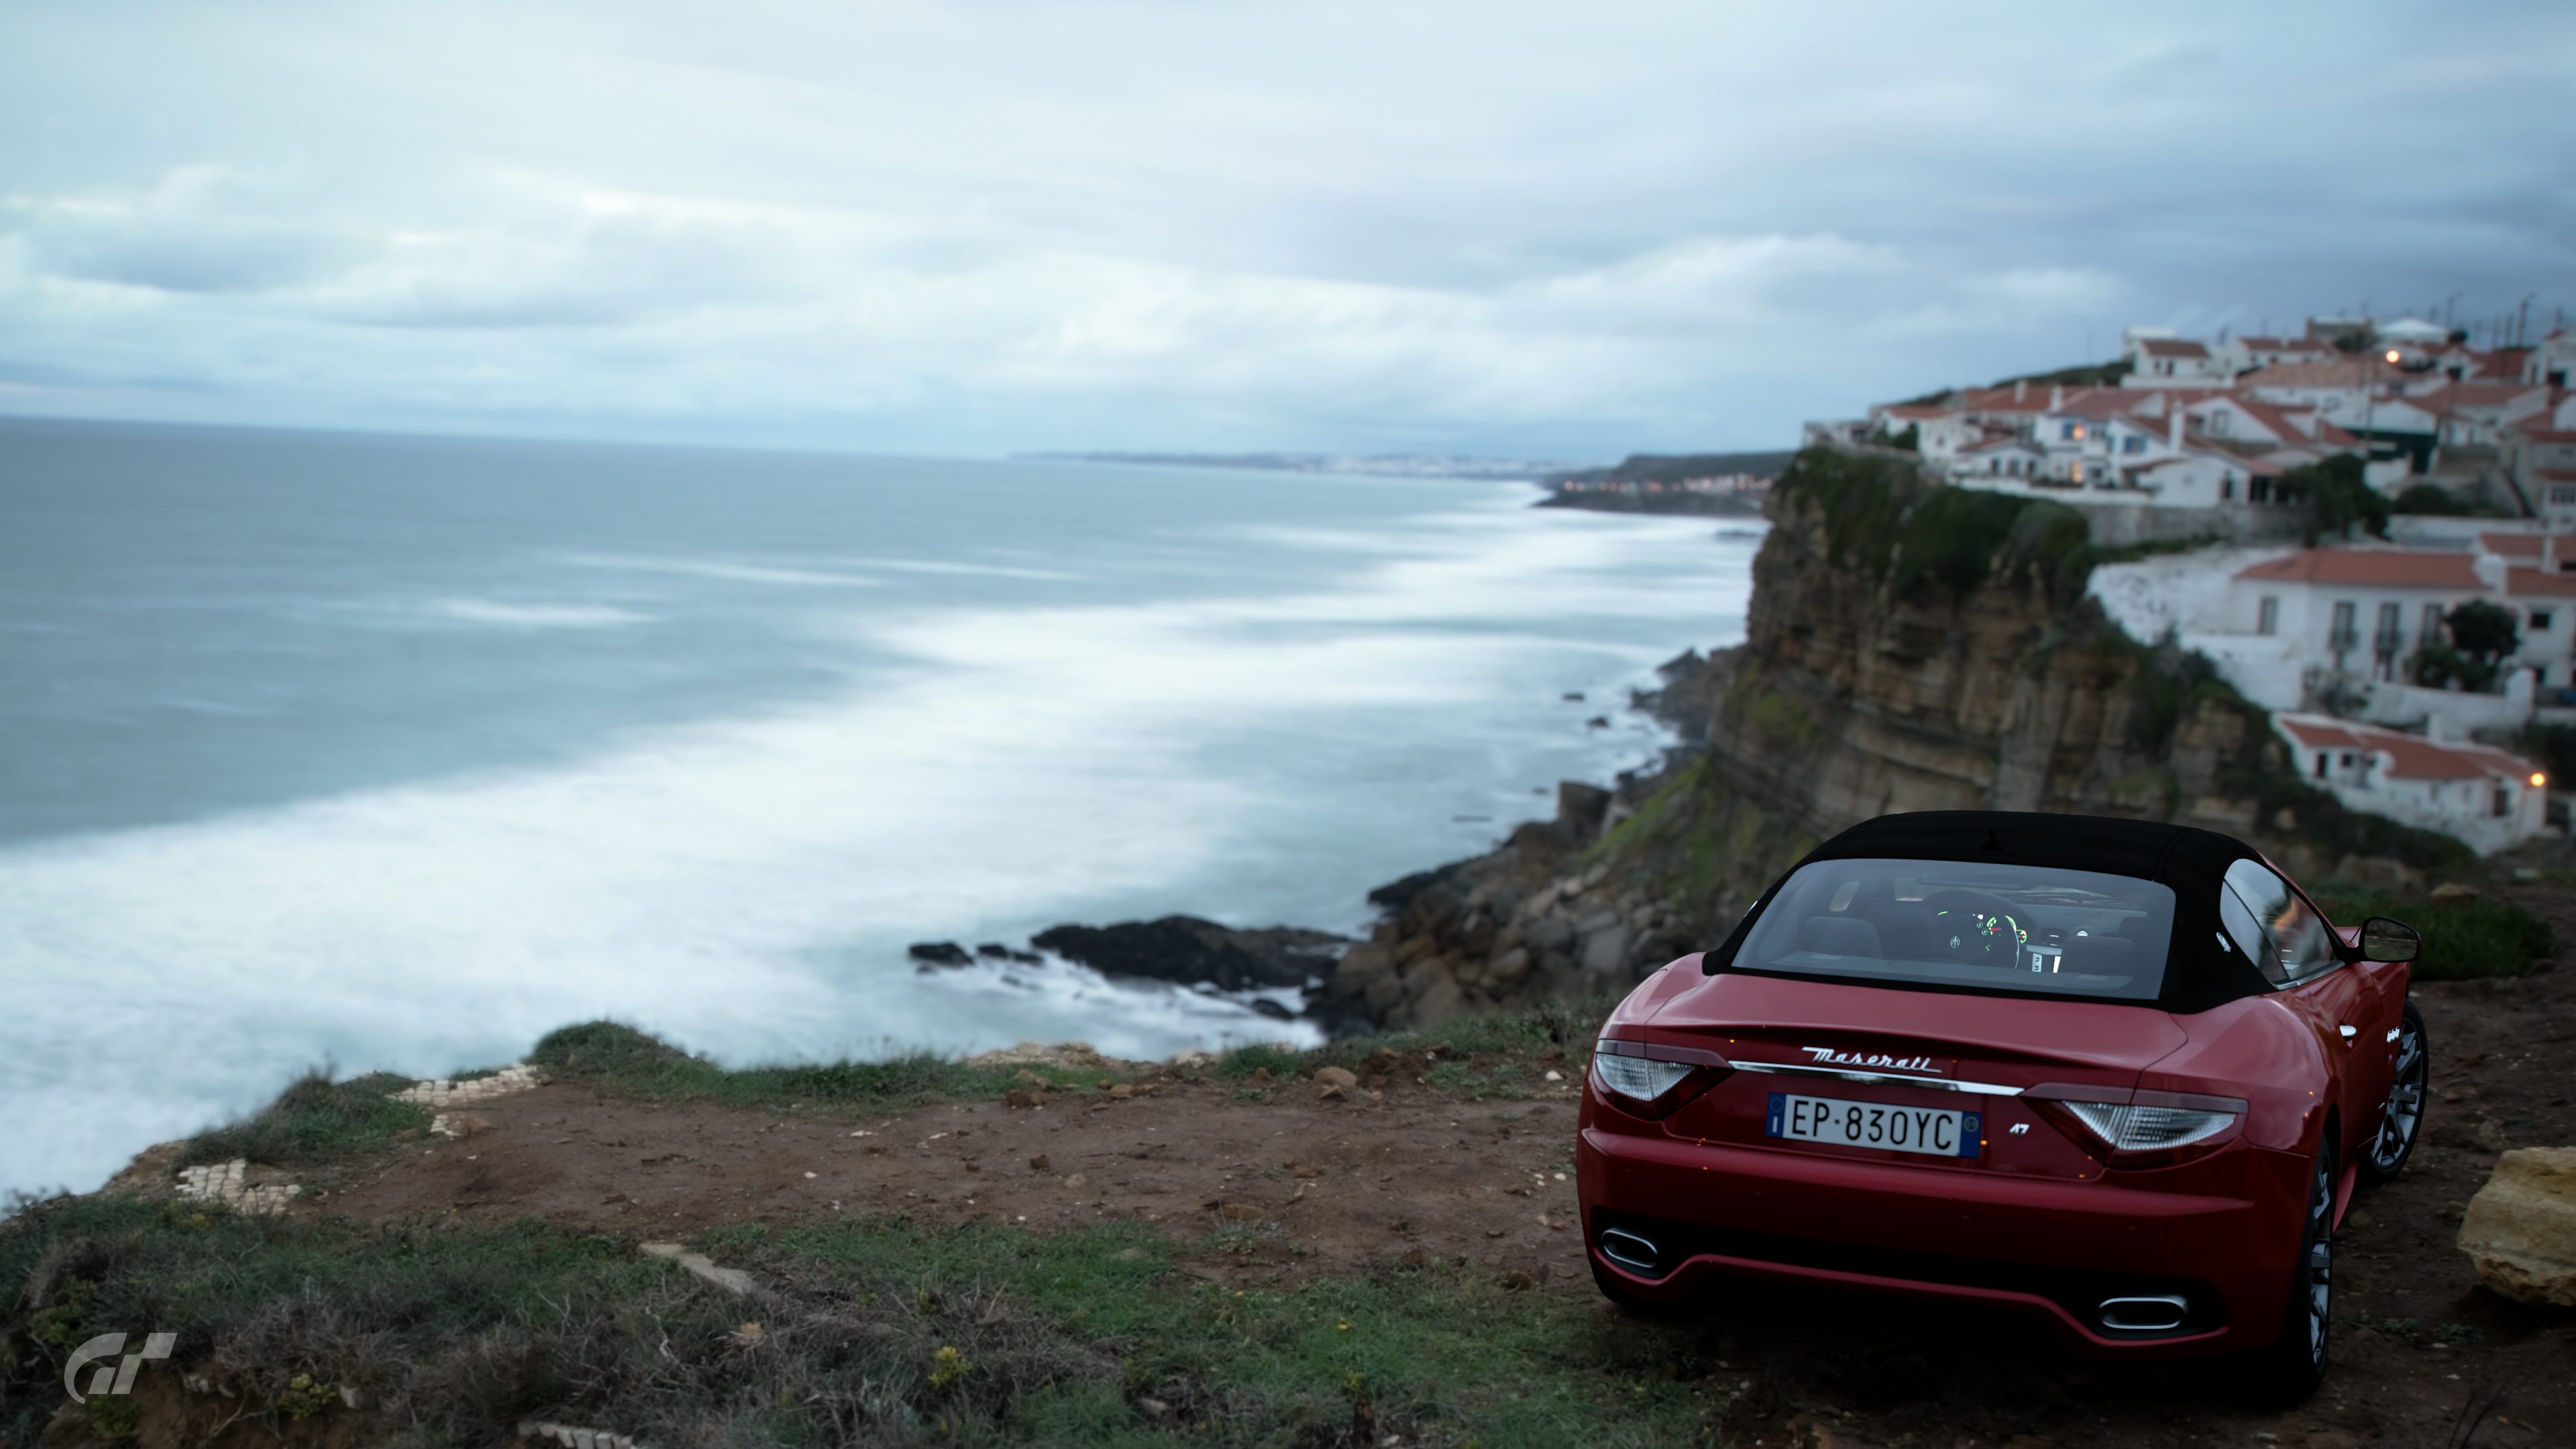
[0,1,2569,455]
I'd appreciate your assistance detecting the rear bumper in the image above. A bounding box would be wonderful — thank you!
[1578,1126,2304,1359]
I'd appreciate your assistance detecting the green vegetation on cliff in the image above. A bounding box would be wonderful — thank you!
[1578,446,2474,936]
[1770,446,2093,603]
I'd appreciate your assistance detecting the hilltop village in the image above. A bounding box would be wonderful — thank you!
[1797,314,2576,855]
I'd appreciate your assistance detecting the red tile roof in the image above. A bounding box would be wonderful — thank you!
[2235,550,2484,589]
[2509,566,2576,598]
[2275,714,2540,783]
[2412,381,2548,410]
[2138,338,2212,358]
[2241,360,2377,390]
[2477,532,2572,558]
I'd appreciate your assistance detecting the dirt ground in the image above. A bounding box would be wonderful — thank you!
[285,885,2576,1448]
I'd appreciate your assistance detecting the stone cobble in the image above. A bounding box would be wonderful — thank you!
[394,1062,545,1108]
[174,1159,301,1215]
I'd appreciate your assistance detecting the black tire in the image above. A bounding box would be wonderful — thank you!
[2241,1141,2335,1406]
[2358,1001,2428,1187]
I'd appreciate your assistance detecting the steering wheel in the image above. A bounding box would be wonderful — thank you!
[1921,890,2027,966]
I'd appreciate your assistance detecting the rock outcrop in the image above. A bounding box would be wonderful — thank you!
[2457,1145,2576,1306]
[1031,916,1346,994]
[1325,446,2465,1033]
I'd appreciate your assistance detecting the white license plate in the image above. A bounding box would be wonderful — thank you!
[1766,1092,1980,1158]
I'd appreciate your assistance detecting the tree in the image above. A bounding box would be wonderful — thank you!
[2283,454,2391,541]
[2447,598,2520,667]
[2392,482,2471,517]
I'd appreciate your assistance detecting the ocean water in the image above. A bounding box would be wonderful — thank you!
[0,418,1757,1196]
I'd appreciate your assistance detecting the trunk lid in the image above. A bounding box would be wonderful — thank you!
[1629,970,2188,1179]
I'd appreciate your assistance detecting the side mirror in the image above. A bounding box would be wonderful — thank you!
[2359,916,2421,963]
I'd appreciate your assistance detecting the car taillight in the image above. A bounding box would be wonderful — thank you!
[1589,1036,1730,1119]
[2057,1102,2237,1153]
[1592,1054,1695,1103]
[2023,1083,2248,1161]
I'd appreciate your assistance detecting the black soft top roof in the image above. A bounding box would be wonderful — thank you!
[1702,810,2284,1014]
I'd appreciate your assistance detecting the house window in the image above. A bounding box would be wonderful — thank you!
[2493,786,2511,817]
[2315,753,2330,780]
[2209,409,2231,436]
[2339,753,2355,767]
[2421,602,2445,647]
[2534,610,2557,632]
[2070,461,2086,484]
[2330,601,2357,659]
[2251,477,2273,503]
[2551,485,2576,506]
[2224,477,2237,500]
[2257,596,2279,635]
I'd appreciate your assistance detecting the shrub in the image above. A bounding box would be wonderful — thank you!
[2282,455,2390,542]
[2392,482,2471,517]
[178,1070,428,1169]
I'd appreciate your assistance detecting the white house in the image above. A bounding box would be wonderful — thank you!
[2522,329,2576,388]
[2217,335,2333,374]
[2123,331,2233,389]
[2273,714,2550,855]
[2501,423,2576,526]
[2241,360,2379,425]
[2123,449,2290,508]
[2404,381,2555,447]
[2229,549,2494,683]
[2506,566,2576,691]
[1948,435,2048,482]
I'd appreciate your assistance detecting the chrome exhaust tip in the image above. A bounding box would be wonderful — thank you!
[2098,1294,2188,1333]
[1597,1226,1662,1275]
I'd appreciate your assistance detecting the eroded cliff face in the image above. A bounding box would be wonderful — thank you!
[1326,449,2442,1032]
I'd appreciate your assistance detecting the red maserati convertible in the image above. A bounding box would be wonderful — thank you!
[1577,811,2427,1401]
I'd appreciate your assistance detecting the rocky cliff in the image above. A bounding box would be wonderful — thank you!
[1328,446,2465,1032]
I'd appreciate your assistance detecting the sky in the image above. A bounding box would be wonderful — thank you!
[1,1,2571,461]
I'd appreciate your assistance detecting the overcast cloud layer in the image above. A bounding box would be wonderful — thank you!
[3,1,2571,458]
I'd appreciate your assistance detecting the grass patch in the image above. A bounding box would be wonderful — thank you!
[2308,888,2557,980]
[1,1195,1746,1448]
[527,1020,1104,1112]
[177,1070,430,1170]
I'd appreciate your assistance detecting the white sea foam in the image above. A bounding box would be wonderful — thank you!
[0,496,1750,1195]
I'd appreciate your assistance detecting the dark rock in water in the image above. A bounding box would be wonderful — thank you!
[1008,949,1043,965]
[974,943,1012,959]
[1247,998,1295,1020]
[908,941,973,967]
[1030,916,1346,991]
[1562,691,1585,702]
[1585,714,1610,729]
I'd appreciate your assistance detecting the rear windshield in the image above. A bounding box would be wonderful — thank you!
[1727,857,2177,1002]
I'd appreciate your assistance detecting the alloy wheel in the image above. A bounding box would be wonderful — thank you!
[2301,1152,2333,1366]
[2369,1016,2426,1174]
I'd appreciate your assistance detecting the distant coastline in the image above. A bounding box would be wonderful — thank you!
[1022,450,1570,481]
[1536,448,1792,516]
